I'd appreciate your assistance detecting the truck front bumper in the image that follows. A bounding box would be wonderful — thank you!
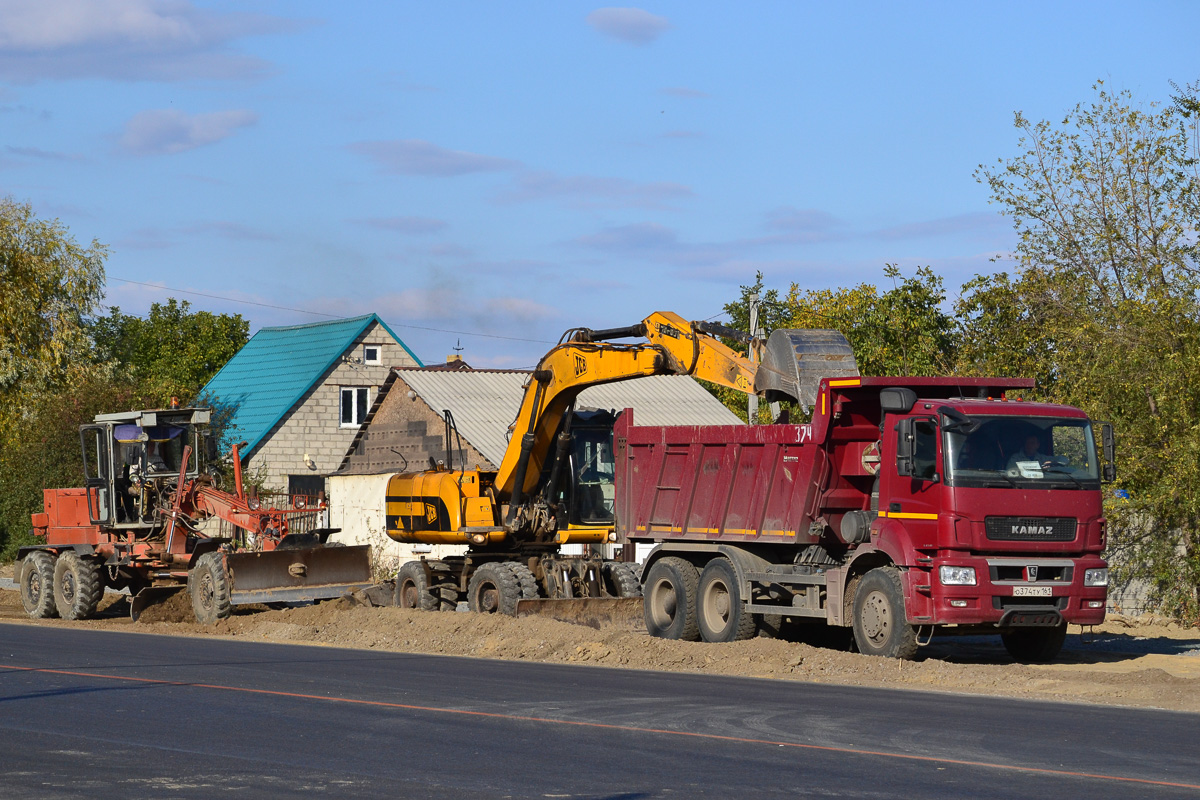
[909,554,1108,627]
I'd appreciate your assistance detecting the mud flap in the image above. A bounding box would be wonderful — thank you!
[130,585,186,622]
[225,545,373,605]
[515,597,645,631]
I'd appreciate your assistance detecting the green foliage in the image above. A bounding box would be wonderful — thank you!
[0,197,106,405]
[971,81,1200,620]
[0,372,154,559]
[89,298,248,405]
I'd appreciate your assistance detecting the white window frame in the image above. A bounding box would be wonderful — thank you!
[362,344,381,365]
[340,386,370,427]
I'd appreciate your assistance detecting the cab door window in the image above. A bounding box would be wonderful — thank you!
[912,419,939,481]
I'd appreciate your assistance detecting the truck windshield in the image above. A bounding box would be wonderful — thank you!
[944,416,1100,488]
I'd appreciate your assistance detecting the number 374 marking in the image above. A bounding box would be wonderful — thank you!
[795,425,813,444]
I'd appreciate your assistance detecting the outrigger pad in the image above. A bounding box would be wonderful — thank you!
[754,328,859,408]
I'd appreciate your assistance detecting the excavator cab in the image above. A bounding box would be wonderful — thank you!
[564,410,617,527]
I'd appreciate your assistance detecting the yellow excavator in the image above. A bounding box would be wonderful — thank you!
[384,311,856,620]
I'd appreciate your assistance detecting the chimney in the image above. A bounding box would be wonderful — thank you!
[446,354,462,363]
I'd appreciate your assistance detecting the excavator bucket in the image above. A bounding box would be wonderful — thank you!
[754,328,859,409]
[515,597,645,631]
[225,544,374,604]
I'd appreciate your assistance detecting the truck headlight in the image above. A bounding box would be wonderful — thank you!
[1084,568,1109,587]
[939,565,976,586]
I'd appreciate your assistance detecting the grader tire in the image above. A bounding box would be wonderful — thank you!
[20,550,59,619]
[189,552,232,624]
[53,551,102,621]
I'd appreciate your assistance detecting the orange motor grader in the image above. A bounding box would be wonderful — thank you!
[19,406,372,623]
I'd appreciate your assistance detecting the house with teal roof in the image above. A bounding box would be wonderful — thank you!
[200,314,421,494]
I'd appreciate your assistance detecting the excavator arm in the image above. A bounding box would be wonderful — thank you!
[494,311,780,504]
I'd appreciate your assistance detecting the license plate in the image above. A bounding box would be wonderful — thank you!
[1012,586,1052,597]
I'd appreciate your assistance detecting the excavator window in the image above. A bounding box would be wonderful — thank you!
[568,427,616,525]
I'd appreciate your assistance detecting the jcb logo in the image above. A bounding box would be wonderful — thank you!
[574,355,587,377]
[425,504,438,524]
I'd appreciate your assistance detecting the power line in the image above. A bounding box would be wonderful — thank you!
[108,276,557,345]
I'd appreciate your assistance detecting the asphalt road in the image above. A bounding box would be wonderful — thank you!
[1,623,1198,799]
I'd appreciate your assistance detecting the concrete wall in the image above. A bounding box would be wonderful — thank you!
[326,473,465,580]
[248,321,417,490]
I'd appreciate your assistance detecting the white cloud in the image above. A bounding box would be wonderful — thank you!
[586,7,671,45]
[348,139,517,177]
[575,222,679,252]
[5,145,83,161]
[0,0,303,82]
[119,108,257,155]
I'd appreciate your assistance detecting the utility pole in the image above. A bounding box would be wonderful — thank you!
[748,293,761,424]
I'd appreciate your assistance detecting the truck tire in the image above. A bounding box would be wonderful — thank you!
[1001,623,1067,663]
[604,562,642,598]
[851,567,918,659]
[394,561,439,610]
[467,562,521,615]
[20,550,59,619]
[189,552,232,624]
[504,562,541,600]
[643,557,700,641]
[696,558,757,642]
[53,551,102,620]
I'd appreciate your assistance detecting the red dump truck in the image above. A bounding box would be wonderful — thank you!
[618,376,1113,662]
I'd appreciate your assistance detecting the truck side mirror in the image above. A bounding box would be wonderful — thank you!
[1101,422,1116,483]
[880,387,918,414]
[895,418,915,476]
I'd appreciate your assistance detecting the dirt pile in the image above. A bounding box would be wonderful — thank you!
[2,587,1198,712]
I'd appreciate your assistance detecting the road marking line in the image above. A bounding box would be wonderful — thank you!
[3,663,1197,790]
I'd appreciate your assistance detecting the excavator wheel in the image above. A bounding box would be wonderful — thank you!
[394,561,440,611]
[426,560,460,611]
[604,562,642,598]
[53,551,102,621]
[467,563,521,615]
[504,562,541,601]
[20,550,59,619]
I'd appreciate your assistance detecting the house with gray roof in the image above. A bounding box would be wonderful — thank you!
[199,314,421,494]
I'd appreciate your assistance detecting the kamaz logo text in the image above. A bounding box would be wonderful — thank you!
[1012,525,1053,537]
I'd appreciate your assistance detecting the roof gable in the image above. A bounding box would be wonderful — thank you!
[200,314,421,455]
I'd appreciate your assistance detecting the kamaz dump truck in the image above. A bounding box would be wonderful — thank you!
[619,376,1114,662]
[19,406,372,623]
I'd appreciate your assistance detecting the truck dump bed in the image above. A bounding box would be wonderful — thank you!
[614,410,828,546]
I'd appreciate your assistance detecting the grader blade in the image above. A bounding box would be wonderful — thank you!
[130,585,186,621]
[225,544,373,605]
[515,597,645,631]
[755,328,859,409]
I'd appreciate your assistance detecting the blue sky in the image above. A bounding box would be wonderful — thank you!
[3,1,1198,368]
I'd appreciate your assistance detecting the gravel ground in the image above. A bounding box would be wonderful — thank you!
[4,573,1199,713]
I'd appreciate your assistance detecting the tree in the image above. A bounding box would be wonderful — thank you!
[970,82,1200,620]
[89,298,249,405]
[0,197,106,404]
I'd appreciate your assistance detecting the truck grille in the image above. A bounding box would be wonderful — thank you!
[985,517,1076,542]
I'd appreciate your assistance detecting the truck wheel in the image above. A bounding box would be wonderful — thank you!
[1001,623,1067,663]
[467,563,520,615]
[643,557,700,641]
[189,552,232,624]
[851,567,918,659]
[394,561,439,610]
[20,551,59,619]
[697,558,757,642]
[604,562,642,598]
[53,551,102,620]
